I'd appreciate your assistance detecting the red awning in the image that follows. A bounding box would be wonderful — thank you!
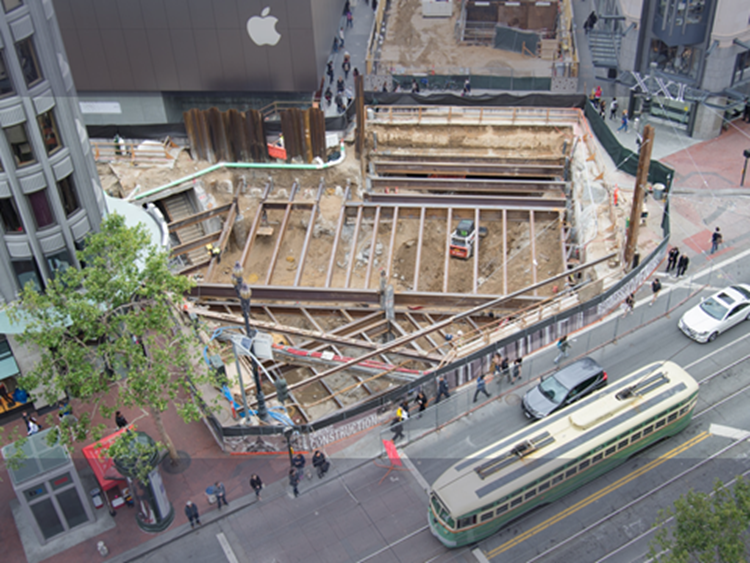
[82,427,129,491]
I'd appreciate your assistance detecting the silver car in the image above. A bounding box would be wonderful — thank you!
[678,284,750,343]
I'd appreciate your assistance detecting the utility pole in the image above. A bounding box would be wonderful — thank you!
[624,124,654,270]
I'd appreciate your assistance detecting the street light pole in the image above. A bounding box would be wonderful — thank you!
[232,262,269,422]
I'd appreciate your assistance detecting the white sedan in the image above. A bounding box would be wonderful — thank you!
[678,284,750,343]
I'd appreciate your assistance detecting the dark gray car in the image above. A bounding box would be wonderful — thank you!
[522,357,607,420]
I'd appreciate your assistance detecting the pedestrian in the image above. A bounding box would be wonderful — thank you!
[744,97,750,123]
[650,277,662,306]
[492,352,503,377]
[414,390,428,416]
[346,10,353,28]
[333,36,339,53]
[185,500,201,528]
[27,418,40,435]
[553,335,571,364]
[324,86,332,106]
[500,355,510,382]
[617,110,629,132]
[249,474,263,500]
[610,98,618,120]
[399,398,410,418]
[289,468,300,497]
[312,450,330,478]
[594,85,602,103]
[622,292,635,317]
[115,411,128,428]
[666,246,679,272]
[214,481,228,508]
[292,452,306,480]
[336,76,345,93]
[511,357,523,383]
[326,60,334,83]
[411,78,420,93]
[353,67,360,80]
[342,58,351,80]
[344,0,350,14]
[338,26,345,48]
[710,227,722,254]
[599,98,606,118]
[22,412,41,433]
[390,412,405,441]
[462,77,471,96]
[472,373,491,403]
[435,376,450,403]
[677,254,690,277]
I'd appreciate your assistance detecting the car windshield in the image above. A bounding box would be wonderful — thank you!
[699,297,728,320]
[732,285,750,300]
[538,375,568,405]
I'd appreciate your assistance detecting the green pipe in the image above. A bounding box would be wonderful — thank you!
[130,142,346,202]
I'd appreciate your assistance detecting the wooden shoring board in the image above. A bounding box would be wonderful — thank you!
[265,182,298,285]
[413,207,425,291]
[344,206,363,288]
[206,183,242,281]
[239,179,273,269]
[170,230,222,257]
[167,202,233,232]
[385,206,399,281]
[364,206,381,289]
[443,208,452,294]
[325,183,350,287]
[530,209,537,295]
[294,180,325,286]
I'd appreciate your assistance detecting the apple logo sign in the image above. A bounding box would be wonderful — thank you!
[247,7,281,46]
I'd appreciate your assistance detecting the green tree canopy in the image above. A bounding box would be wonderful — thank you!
[8,213,209,462]
[649,477,750,563]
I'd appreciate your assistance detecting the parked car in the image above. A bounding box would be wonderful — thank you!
[678,284,750,343]
[522,357,607,420]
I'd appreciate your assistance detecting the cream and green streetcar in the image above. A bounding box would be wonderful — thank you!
[428,361,699,547]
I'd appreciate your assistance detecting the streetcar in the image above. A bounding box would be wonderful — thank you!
[428,360,699,547]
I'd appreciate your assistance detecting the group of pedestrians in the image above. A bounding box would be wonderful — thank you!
[324,0,360,114]
[666,246,690,277]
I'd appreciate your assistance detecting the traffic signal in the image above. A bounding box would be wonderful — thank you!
[642,97,652,115]
[275,378,289,403]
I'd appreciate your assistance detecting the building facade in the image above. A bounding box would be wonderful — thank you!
[0,0,106,414]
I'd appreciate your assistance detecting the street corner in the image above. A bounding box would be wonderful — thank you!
[681,229,714,255]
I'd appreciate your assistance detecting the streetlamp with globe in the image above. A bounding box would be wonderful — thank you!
[232,262,269,422]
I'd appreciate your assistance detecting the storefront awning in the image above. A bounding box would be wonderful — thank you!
[82,428,129,491]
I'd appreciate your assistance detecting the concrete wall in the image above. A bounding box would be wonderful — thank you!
[711,0,750,44]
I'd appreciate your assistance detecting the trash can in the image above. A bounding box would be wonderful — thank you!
[90,487,104,509]
[205,485,216,504]
[653,183,665,201]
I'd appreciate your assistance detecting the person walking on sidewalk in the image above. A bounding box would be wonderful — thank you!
[435,376,450,403]
[338,26,345,48]
[250,474,263,500]
[622,293,635,317]
[390,411,405,442]
[553,335,571,364]
[346,9,353,28]
[610,98,618,120]
[666,246,679,273]
[292,452,306,481]
[312,450,330,478]
[617,110,629,132]
[710,227,722,254]
[511,357,523,383]
[214,481,228,509]
[462,78,472,96]
[185,501,201,528]
[501,355,510,382]
[473,374,491,403]
[326,60,334,84]
[115,411,128,428]
[414,390,428,416]
[650,277,662,306]
[677,254,690,277]
[289,468,300,498]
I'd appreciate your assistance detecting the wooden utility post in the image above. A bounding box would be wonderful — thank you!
[624,124,655,269]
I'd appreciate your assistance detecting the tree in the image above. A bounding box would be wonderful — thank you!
[649,477,750,563]
[9,213,209,463]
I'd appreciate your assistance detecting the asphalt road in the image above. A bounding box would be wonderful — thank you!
[130,248,750,563]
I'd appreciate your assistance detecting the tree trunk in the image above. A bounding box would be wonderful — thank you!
[149,405,179,463]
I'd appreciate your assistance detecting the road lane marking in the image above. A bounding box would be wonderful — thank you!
[216,532,240,563]
[709,423,750,441]
[684,330,750,371]
[399,449,430,493]
[483,430,710,559]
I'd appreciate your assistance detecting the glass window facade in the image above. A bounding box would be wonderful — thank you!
[46,249,72,279]
[2,0,23,12]
[27,189,55,228]
[57,176,80,217]
[37,110,62,155]
[0,50,14,98]
[15,36,42,88]
[12,259,42,292]
[734,51,750,85]
[6,123,35,166]
[0,197,23,232]
[648,39,700,79]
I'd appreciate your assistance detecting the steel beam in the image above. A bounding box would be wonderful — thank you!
[369,176,566,192]
[443,208,451,294]
[294,180,324,286]
[413,207,425,291]
[502,209,508,295]
[325,183,350,287]
[365,193,566,210]
[473,208,479,294]
[385,206,399,281]
[170,230,222,257]
[239,178,273,269]
[364,206,381,289]
[168,202,233,232]
[345,206,363,288]
[265,182,298,285]
[530,209,537,294]
[372,161,564,178]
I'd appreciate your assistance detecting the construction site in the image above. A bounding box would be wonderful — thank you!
[96,102,643,449]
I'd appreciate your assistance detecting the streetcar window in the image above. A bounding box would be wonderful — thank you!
[566,467,577,478]
[667,413,677,423]
[457,515,476,528]
[592,453,603,463]
[579,459,590,470]
[539,481,550,491]
[680,406,688,415]
[618,439,628,449]
[525,489,537,500]
[552,474,564,485]
[606,446,616,456]
[481,511,494,522]
[631,431,642,442]
[655,418,666,429]
[644,425,654,435]
[497,504,508,515]
[510,497,523,508]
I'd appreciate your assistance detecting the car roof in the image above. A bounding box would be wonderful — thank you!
[553,357,604,388]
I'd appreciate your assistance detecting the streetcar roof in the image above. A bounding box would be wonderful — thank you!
[431,361,698,516]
